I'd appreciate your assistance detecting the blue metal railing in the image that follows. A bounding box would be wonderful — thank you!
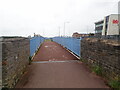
[30,36,45,56]
[53,37,81,57]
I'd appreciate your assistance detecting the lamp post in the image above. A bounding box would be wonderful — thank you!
[64,22,70,36]
[58,26,61,36]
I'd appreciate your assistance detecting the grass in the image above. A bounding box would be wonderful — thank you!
[29,56,32,65]
[92,65,102,76]
[80,58,87,63]
[80,58,102,76]
[108,76,120,90]
[44,39,53,42]
[78,58,120,89]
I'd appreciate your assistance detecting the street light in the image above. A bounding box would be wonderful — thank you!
[58,26,61,36]
[64,22,70,36]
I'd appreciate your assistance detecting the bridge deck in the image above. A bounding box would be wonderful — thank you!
[33,41,78,61]
[16,41,109,88]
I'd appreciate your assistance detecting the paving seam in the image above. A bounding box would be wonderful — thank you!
[32,60,79,64]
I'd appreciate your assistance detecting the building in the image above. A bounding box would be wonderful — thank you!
[95,14,119,36]
[72,32,89,38]
[95,20,104,36]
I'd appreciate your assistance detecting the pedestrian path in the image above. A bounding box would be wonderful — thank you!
[16,41,109,88]
[33,41,78,61]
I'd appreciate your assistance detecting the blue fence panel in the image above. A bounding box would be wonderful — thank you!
[30,36,45,56]
[53,37,81,57]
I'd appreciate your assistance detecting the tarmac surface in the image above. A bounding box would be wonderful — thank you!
[33,41,78,61]
[16,41,109,88]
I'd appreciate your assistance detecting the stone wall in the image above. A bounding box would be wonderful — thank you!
[81,37,120,80]
[1,37,30,88]
[0,38,2,89]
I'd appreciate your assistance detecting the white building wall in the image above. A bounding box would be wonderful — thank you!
[102,17,106,35]
[107,14,119,35]
[118,1,120,34]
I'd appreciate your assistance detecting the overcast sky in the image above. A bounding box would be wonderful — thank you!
[0,0,119,37]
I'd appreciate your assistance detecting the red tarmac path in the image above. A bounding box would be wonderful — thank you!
[16,41,109,88]
[33,41,78,61]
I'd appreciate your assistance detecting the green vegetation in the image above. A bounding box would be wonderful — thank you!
[80,59,120,89]
[109,76,120,90]
[92,65,102,76]
[44,39,53,42]
[88,33,95,36]
[80,59,102,76]
[80,58,87,63]
[29,56,32,65]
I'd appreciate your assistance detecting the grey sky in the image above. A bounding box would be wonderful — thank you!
[0,0,119,37]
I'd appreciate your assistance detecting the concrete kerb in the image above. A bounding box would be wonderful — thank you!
[58,43,80,60]
[66,48,80,60]
[31,42,44,60]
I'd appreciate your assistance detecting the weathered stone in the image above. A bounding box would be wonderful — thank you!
[1,37,30,88]
[81,38,120,80]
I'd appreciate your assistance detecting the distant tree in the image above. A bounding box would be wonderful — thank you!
[89,33,95,36]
